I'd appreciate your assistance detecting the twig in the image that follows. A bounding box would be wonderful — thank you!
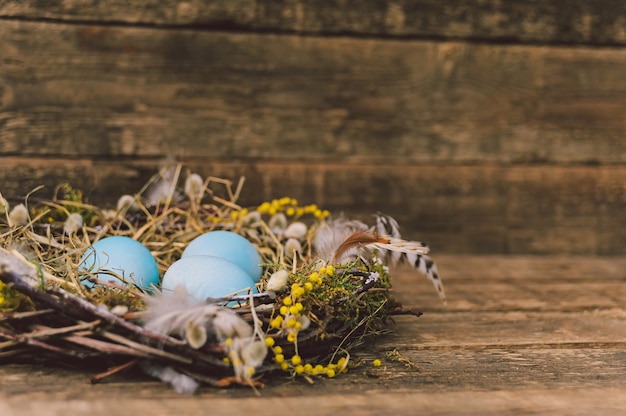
[214,376,265,389]
[26,337,91,358]
[89,358,142,384]
[0,321,101,349]
[100,331,192,364]
[388,309,423,318]
[29,321,101,338]
[0,309,55,321]
[0,348,28,358]
[64,335,151,357]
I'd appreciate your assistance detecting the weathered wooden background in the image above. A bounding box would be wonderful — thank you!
[1,1,625,254]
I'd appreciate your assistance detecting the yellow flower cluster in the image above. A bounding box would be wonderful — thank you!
[229,208,249,220]
[267,336,348,378]
[292,356,349,378]
[0,281,5,306]
[318,265,335,276]
[268,281,310,343]
[269,344,290,371]
[0,280,29,312]
[257,197,329,219]
[265,268,346,376]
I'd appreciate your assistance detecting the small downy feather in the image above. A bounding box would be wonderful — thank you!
[142,285,252,342]
[143,164,181,207]
[142,285,205,336]
[312,217,369,262]
[140,361,199,395]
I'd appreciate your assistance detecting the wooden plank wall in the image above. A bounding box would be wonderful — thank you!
[1,1,625,255]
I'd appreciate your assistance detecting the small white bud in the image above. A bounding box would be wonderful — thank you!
[100,209,117,221]
[296,315,311,331]
[0,196,9,214]
[268,213,288,231]
[144,177,177,207]
[8,203,29,226]
[284,238,302,258]
[240,339,268,368]
[185,320,208,349]
[242,211,262,227]
[284,222,307,239]
[266,269,289,292]
[212,308,252,340]
[116,195,139,212]
[63,212,83,235]
[110,305,129,316]
[184,173,204,202]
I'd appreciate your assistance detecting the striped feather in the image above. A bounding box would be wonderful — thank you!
[371,214,445,302]
[375,212,401,239]
[371,237,430,256]
[314,214,446,302]
[411,253,446,302]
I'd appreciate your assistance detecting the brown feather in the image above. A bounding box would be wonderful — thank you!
[332,230,389,263]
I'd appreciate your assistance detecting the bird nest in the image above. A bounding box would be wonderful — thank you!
[0,164,444,393]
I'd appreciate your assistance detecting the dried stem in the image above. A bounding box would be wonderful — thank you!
[89,358,142,384]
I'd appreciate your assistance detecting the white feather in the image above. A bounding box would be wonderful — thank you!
[142,285,251,341]
[144,164,181,207]
[140,361,199,395]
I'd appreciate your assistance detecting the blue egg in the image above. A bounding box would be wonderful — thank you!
[80,236,159,291]
[182,231,262,282]
[161,255,257,303]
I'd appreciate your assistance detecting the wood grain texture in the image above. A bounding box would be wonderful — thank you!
[1,386,625,416]
[1,20,625,165]
[1,256,625,414]
[404,255,626,312]
[1,0,625,45]
[2,158,626,255]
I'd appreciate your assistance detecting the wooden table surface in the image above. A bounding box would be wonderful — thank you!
[2,255,625,415]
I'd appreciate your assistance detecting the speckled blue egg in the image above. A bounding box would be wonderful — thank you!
[182,231,262,282]
[161,255,257,302]
[80,236,159,291]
